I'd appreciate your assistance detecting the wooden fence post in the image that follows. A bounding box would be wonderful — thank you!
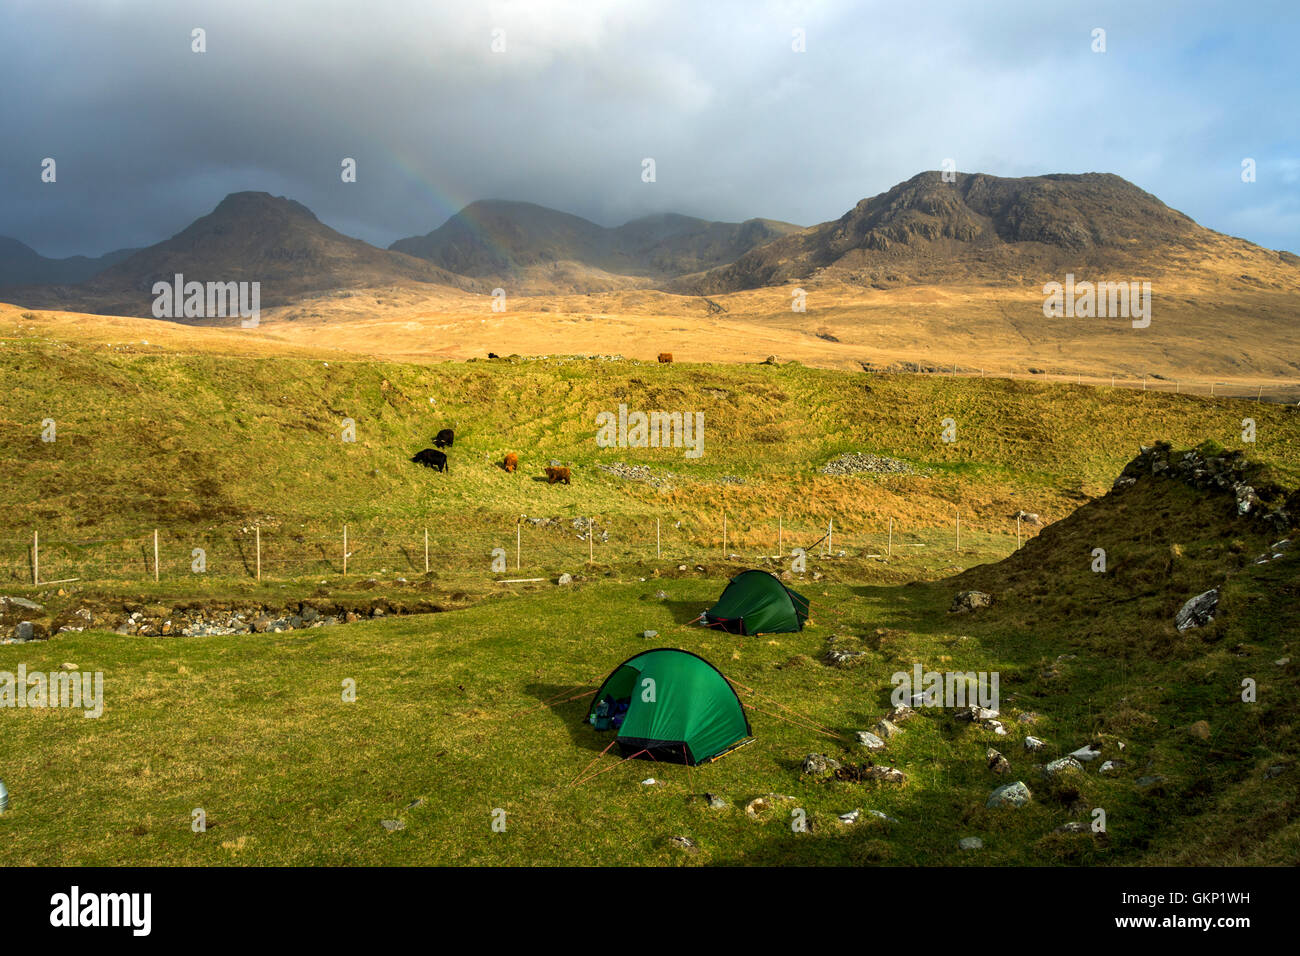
[32,530,38,585]
[887,518,893,561]
[255,526,261,582]
[656,517,661,560]
[154,529,160,582]
[425,528,430,574]
[516,520,521,570]
[1016,514,1022,549]
[343,524,348,576]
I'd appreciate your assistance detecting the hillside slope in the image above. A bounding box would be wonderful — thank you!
[389,199,800,292]
[3,193,482,317]
[670,171,1300,294]
[0,238,140,288]
[941,441,1299,863]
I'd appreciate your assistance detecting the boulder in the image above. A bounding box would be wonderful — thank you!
[1174,589,1219,630]
[855,731,887,751]
[2,596,43,612]
[1069,743,1103,762]
[950,590,992,613]
[987,748,1010,774]
[1045,757,1084,777]
[1024,736,1047,752]
[986,781,1032,808]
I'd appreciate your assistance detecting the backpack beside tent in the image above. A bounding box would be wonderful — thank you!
[586,648,752,766]
[702,568,810,635]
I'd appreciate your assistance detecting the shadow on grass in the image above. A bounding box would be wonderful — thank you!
[523,682,611,755]
[660,599,709,626]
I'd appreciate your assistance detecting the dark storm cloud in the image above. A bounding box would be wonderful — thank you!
[2,0,1297,258]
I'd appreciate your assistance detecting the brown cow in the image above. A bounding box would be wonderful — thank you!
[503,453,518,473]
[658,352,673,363]
[544,466,571,485]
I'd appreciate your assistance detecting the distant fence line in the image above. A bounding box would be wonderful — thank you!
[0,513,1042,586]
[883,362,1300,404]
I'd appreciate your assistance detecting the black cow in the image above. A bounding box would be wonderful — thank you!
[411,448,448,472]
[433,428,455,448]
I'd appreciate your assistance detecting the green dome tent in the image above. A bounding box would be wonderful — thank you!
[586,649,753,765]
[702,569,810,635]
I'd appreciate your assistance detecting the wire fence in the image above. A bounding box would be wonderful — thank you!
[0,511,1043,586]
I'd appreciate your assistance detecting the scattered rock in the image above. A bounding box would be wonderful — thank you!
[820,453,916,477]
[873,718,902,739]
[886,704,917,723]
[1175,589,1219,630]
[958,837,984,851]
[1135,774,1165,790]
[1045,757,1084,777]
[641,630,659,639]
[950,590,992,613]
[379,819,406,832]
[825,647,867,667]
[956,705,1000,722]
[987,781,1032,808]
[745,793,796,820]
[987,748,1010,774]
[1,596,43,612]
[802,753,842,776]
[1069,743,1103,762]
[13,622,34,642]
[1024,736,1047,752]
[1054,822,1091,834]
[866,766,906,784]
[669,835,698,853]
[557,573,573,586]
[855,731,887,751]
[704,793,728,810]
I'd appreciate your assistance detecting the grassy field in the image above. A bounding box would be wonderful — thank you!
[1,313,1298,865]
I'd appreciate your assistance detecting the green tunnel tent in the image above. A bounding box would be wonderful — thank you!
[586,649,753,766]
[702,569,810,635]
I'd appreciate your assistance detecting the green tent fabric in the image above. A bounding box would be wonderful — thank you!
[586,649,752,765]
[702,569,810,635]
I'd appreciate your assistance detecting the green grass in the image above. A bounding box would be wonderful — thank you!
[1,333,1298,865]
